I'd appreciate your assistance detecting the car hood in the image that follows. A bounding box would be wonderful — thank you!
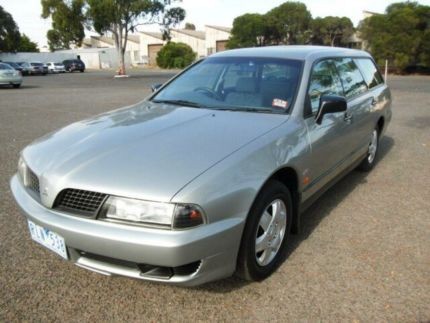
[23,101,288,203]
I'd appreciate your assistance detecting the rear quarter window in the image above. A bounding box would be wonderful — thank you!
[354,58,384,89]
[334,58,368,99]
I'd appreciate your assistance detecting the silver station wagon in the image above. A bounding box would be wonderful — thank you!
[11,46,392,286]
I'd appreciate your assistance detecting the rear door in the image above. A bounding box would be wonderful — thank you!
[333,58,371,154]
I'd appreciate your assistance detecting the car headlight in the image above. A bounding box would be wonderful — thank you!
[100,196,205,229]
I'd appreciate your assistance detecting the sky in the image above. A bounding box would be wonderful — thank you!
[1,0,430,48]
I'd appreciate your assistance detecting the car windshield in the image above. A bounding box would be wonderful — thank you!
[0,63,14,70]
[55,63,63,66]
[31,63,43,66]
[152,57,303,113]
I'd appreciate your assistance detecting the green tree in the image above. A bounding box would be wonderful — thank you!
[185,22,196,30]
[359,1,430,72]
[17,34,39,52]
[265,1,312,44]
[42,0,86,50]
[227,13,266,49]
[311,16,354,47]
[156,42,196,68]
[0,5,21,52]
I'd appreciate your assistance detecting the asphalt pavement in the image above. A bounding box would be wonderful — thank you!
[0,70,429,322]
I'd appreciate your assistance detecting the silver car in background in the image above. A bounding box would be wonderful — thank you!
[10,46,391,286]
[47,62,66,73]
[0,63,23,88]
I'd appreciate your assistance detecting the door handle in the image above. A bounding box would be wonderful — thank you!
[344,112,353,123]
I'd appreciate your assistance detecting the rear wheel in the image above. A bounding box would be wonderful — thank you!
[236,180,292,281]
[357,128,379,172]
[12,84,21,88]
[80,69,84,73]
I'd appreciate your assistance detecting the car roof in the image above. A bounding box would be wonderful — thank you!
[210,45,371,61]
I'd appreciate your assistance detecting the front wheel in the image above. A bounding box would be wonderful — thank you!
[357,128,379,172]
[236,180,292,281]
[12,84,21,88]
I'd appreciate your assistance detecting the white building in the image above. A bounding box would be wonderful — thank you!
[170,29,206,58]
[82,35,141,65]
[205,25,231,55]
[139,26,231,66]
[79,26,232,68]
[139,31,166,66]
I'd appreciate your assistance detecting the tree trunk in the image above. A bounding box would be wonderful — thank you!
[117,27,126,75]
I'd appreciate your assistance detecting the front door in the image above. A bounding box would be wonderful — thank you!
[302,59,353,199]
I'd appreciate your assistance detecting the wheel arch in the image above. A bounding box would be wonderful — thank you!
[251,166,302,234]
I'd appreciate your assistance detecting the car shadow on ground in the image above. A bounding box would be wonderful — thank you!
[0,85,40,90]
[196,135,395,293]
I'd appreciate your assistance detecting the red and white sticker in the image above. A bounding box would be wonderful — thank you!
[272,98,288,109]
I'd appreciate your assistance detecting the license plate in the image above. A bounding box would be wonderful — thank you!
[28,220,68,259]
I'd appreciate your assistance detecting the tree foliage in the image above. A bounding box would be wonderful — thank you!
[184,22,196,30]
[156,42,196,69]
[265,1,312,44]
[17,34,39,52]
[359,1,430,71]
[227,1,312,49]
[227,14,266,48]
[0,6,39,52]
[42,0,86,50]
[0,5,21,52]
[311,16,354,47]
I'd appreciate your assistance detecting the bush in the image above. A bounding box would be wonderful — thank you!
[156,42,196,69]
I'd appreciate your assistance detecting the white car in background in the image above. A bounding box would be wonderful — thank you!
[46,62,66,73]
[0,63,23,88]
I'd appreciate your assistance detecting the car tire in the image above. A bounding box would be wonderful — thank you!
[236,180,292,281]
[12,84,21,88]
[357,127,379,172]
[80,69,84,73]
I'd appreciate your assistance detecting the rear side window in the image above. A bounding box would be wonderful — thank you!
[334,58,367,99]
[308,59,344,114]
[354,58,384,88]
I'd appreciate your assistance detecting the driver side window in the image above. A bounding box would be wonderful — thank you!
[308,60,344,115]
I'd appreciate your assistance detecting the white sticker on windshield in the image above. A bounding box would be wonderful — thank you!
[272,98,288,109]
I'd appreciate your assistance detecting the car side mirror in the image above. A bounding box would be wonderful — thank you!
[151,83,163,93]
[315,95,347,124]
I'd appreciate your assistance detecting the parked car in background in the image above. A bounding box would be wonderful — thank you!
[4,62,24,73]
[0,63,23,88]
[18,62,31,76]
[63,59,85,72]
[10,46,391,286]
[27,62,47,75]
[46,62,66,73]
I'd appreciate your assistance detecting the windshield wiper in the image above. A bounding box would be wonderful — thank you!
[211,106,275,113]
[151,99,203,108]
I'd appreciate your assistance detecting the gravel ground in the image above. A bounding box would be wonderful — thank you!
[0,71,429,322]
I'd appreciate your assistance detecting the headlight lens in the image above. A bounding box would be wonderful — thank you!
[101,196,205,229]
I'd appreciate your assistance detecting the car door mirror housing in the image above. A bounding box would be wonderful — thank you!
[316,95,347,124]
[151,83,163,93]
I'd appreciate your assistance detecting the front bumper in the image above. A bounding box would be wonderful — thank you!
[10,175,243,286]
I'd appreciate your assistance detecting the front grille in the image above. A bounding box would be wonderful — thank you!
[54,189,108,217]
[27,168,40,194]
